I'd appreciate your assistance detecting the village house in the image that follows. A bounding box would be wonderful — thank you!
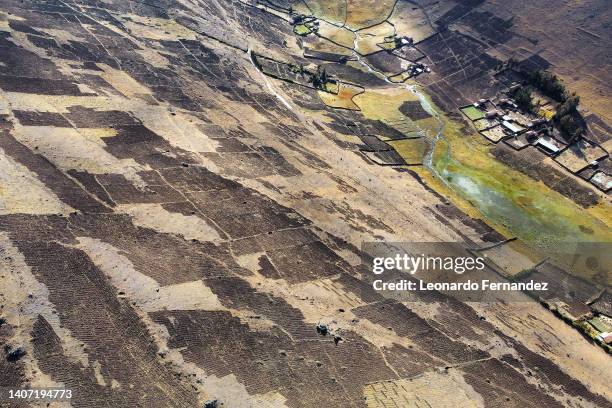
[527,117,547,128]
[501,120,524,135]
[525,130,539,142]
[596,332,612,344]
[535,135,564,155]
[485,110,500,119]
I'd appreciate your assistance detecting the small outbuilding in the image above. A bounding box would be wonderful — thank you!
[535,136,562,155]
[596,332,612,344]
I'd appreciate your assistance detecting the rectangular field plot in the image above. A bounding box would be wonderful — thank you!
[481,125,506,142]
[473,118,498,131]
[590,171,612,192]
[386,137,426,165]
[392,45,426,62]
[477,240,544,277]
[504,133,531,150]
[554,140,607,173]
[460,105,485,121]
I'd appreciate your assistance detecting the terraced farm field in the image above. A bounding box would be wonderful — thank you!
[0,1,610,407]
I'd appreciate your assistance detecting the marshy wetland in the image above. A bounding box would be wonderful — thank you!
[338,73,611,265]
[2,0,611,406]
[282,0,611,265]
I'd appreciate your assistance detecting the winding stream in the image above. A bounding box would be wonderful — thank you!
[250,5,611,252]
[351,44,611,251]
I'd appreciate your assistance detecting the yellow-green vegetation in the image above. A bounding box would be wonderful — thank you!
[537,105,555,120]
[354,22,395,55]
[317,21,355,48]
[304,1,346,23]
[353,86,418,121]
[589,316,612,333]
[389,71,412,83]
[317,82,362,110]
[350,85,612,263]
[586,199,612,227]
[460,105,485,121]
[302,0,395,29]
[344,0,396,29]
[430,114,612,245]
[296,1,421,58]
[305,35,354,56]
[293,24,312,36]
[353,87,437,135]
[573,321,612,353]
[386,138,425,164]
[323,80,340,94]
[473,119,493,131]
[317,68,610,281]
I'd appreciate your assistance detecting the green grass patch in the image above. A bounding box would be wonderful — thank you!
[461,106,485,121]
[589,317,612,333]
[293,24,311,36]
[387,138,426,165]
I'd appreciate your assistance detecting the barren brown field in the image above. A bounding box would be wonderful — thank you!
[0,1,610,407]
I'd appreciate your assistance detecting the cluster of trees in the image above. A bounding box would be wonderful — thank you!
[290,64,329,90]
[290,63,306,76]
[526,70,567,102]
[556,93,580,117]
[309,66,329,89]
[510,69,585,142]
[494,57,519,71]
[553,93,584,142]
[513,87,534,113]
